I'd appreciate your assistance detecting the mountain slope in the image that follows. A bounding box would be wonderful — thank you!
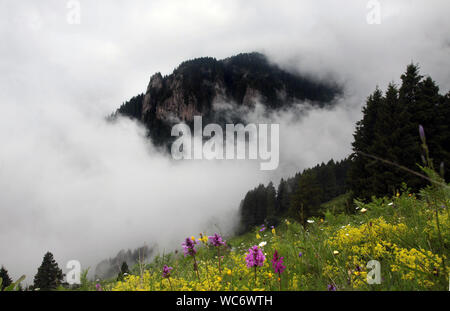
[113,52,340,146]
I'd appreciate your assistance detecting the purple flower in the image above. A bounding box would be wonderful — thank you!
[327,284,337,291]
[182,237,197,256]
[162,265,173,278]
[208,233,226,247]
[298,252,303,257]
[259,225,266,232]
[95,283,102,291]
[245,246,266,268]
[271,250,286,275]
[419,125,426,143]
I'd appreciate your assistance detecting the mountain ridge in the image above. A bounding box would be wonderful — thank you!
[113,52,341,146]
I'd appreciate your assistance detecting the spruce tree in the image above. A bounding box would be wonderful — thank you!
[265,182,277,225]
[0,266,13,290]
[33,252,64,290]
[275,179,290,216]
[348,87,383,200]
[289,171,323,223]
[117,261,130,281]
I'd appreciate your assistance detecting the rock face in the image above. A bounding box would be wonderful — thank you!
[115,52,340,146]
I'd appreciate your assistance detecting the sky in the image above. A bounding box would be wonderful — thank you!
[0,0,449,283]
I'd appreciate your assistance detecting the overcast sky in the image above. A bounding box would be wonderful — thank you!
[0,0,449,283]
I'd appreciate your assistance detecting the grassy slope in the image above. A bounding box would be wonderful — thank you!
[67,184,449,291]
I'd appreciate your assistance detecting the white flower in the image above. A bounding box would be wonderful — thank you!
[388,202,394,206]
[360,208,368,213]
[258,241,267,248]
[307,219,315,223]
[333,250,339,255]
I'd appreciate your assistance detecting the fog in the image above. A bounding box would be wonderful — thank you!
[0,0,449,283]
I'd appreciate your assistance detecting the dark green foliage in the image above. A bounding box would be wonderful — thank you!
[0,266,13,290]
[117,261,130,281]
[113,52,340,147]
[239,158,350,231]
[116,94,144,118]
[33,252,64,291]
[349,64,449,201]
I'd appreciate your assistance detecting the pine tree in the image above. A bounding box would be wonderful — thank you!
[368,83,402,197]
[396,63,427,191]
[265,182,277,225]
[289,171,323,223]
[0,266,13,290]
[275,179,290,216]
[348,87,384,200]
[117,261,130,281]
[33,252,64,290]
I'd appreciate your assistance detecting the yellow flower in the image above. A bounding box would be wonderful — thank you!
[226,269,232,276]
[191,236,196,241]
[256,233,261,239]
[333,250,339,255]
[271,228,276,235]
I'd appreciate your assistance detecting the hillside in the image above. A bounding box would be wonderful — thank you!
[113,52,341,146]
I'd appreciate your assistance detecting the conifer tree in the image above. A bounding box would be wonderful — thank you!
[33,252,64,290]
[0,266,13,290]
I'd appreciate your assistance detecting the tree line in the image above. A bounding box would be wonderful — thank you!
[239,63,450,231]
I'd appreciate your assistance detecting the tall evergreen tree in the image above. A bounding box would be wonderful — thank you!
[0,266,13,290]
[117,261,130,281]
[289,170,323,223]
[33,252,64,290]
[348,87,384,200]
[265,182,276,217]
[275,179,290,216]
[349,64,449,200]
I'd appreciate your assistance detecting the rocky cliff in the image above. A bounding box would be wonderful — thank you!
[114,52,340,146]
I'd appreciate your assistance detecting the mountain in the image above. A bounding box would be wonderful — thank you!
[113,52,341,146]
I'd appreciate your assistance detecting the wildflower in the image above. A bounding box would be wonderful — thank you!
[259,225,266,232]
[271,250,286,275]
[246,246,266,285]
[360,208,367,213]
[285,219,290,225]
[162,265,173,278]
[182,237,200,279]
[307,219,315,223]
[256,233,261,239]
[419,124,426,143]
[298,252,303,257]
[327,284,337,291]
[226,269,232,276]
[258,241,267,248]
[198,233,208,245]
[396,192,400,198]
[245,246,266,268]
[271,226,276,235]
[333,250,339,255]
[209,233,226,272]
[182,237,197,256]
[208,233,226,247]
[388,202,393,206]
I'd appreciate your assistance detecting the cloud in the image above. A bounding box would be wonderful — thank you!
[0,0,449,283]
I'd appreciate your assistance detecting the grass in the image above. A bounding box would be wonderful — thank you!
[73,180,449,291]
